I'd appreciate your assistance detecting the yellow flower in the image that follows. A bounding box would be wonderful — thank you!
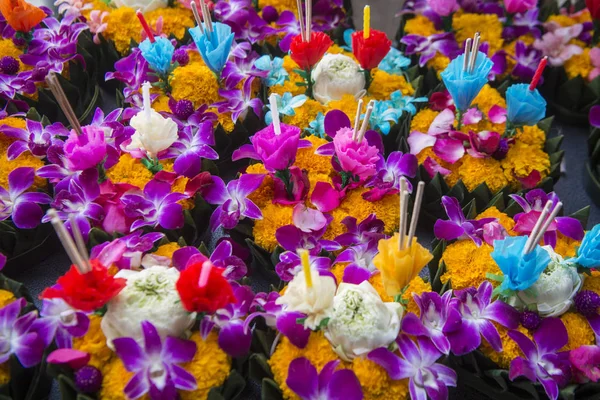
[153,242,180,260]
[100,358,146,400]
[269,332,339,400]
[546,14,579,27]
[369,69,414,100]
[480,324,530,369]
[427,53,450,76]
[0,118,46,190]
[472,85,506,115]
[583,270,600,294]
[441,241,501,290]
[294,135,333,175]
[104,7,141,55]
[476,207,515,234]
[404,15,440,37]
[0,39,27,71]
[73,315,113,373]
[560,312,595,351]
[146,6,194,42]
[152,95,171,113]
[253,202,294,251]
[501,141,550,188]
[180,332,231,400]
[410,109,439,133]
[564,48,593,80]
[457,156,509,193]
[258,0,297,14]
[514,125,546,148]
[0,290,15,308]
[0,362,9,386]
[106,153,154,188]
[212,108,236,133]
[549,233,580,259]
[453,14,503,54]
[373,234,433,297]
[402,275,432,315]
[283,99,326,130]
[351,357,409,400]
[170,63,220,108]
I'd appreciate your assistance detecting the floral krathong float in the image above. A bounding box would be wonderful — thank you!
[398,0,600,123]
[42,212,255,400]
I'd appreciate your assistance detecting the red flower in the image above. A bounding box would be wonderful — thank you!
[586,0,600,20]
[176,261,236,313]
[290,32,333,70]
[41,259,126,312]
[352,30,392,70]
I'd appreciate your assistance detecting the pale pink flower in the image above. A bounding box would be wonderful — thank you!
[54,0,92,18]
[88,10,109,45]
[589,48,600,81]
[533,24,583,66]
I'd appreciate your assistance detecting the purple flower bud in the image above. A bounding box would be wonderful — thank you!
[75,366,102,393]
[0,56,19,75]
[174,99,195,120]
[574,290,600,317]
[172,49,189,66]
[12,37,26,47]
[492,138,509,160]
[520,309,541,330]
[262,6,279,23]
[31,66,48,82]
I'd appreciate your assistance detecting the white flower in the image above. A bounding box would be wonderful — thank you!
[513,247,582,317]
[325,281,402,361]
[126,108,178,158]
[276,270,336,330]
[311,54,366,105]
[101,266,195,348]
[112,0,167,13]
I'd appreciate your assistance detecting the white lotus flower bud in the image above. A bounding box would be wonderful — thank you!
[311,54,366,105]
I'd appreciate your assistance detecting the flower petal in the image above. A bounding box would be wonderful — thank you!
[325,369,363,400]
[163,336,197,364]
[367,347,413,380]
[276,311,311,349]
[311,182,340,213]
[113,337,147,371]
[534,317,568,354]
[286,358,319,399]
[218,320,252,358]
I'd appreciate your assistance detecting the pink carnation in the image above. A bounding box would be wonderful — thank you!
[333,127,379,181]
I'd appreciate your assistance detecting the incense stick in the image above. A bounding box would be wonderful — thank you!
[48,209,87,274]
[305,0,311,40]
[468,33,480,73]
[407,181,425,246]
[356,100,374,142]
[296,0,306,41]
[399,178,407,250]
[532,202,563,249]
[352,99,364,141]
[46,73,82,135]
[190,1,204,34]
[523,201,552,254]
[463,38,472,72]
[69,214,90,272]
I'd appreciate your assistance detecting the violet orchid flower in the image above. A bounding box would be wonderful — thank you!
[511,41,543,82]
[202,174,264,230]
[164,101,217,128]
[0,167,52,229]
[401,33,459,67]
[121,179,189,231]
[36,144,77,184]
[221,53,268,90]
[276,10,301,52]
[363,151,418,201]
[368,335,457,400]
[335,240,380,273]
[401,291,462,355]
[570,344,600,383]
[213,0,252,29]
[433,196,497,246]
[213,77,263,123]
[510,189,584,247]
[502,10,542,41]
[237,11,278,44]
[0,72,36,99]
[160,122,218,178]
[275,205,339,255]
[0,119,68,159]
[37,298,89,348]
[407,109,466,164]
[172,240,248,280]
[276,252,333,282]
[201,284,254,357]
[333,214,386,247]
[508,317,571,400]
[90,231,164,270]
[447,281,519,355]
[113,321,197,400]
[287,358,363,400]
[43,169,104,240]
[0,298,47,368]
[105,48,151,102]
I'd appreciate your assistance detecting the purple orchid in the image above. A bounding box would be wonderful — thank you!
[276,251,333,282]
[0,167,52,229]
[363,151,418,201]
[121,179,189,231]
[213,77,263,123]
[401,32,459,67]
[570,344,600,383]
[368,335,457,400]
[433,196,498,246]
[287,358,363,400]
[201,284,254,357]
[407,109,465,164]
[275,206,340,256]
[502,10,542,42]
[510,189,584,247]
[0,71,36,99]
[334,214,386,247]
[43,169,104,240]
[401,291,462,354]
[172,240,248,280]
[160,122,218,178]
[236,11,278,44]
[510,41,543,82]
[508,317,571,400]
[335,240,381,273]
[276,11,300,52]
[105,48,151,102]
[221,53,268,90]
[447,281,519,355]
[0,298,47,368]
[37,298,89,348]
[90,231,164,270]
[36,144,80,185]
[0,119,68,159]
[202,174,264,230]
[213,0,252,29]
[113,320,197,400]
[164,101,217,128]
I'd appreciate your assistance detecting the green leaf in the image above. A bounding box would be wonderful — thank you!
[261,379,283,400]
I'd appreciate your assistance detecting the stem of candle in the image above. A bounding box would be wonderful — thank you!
[198,261,213,288]
[398,177,407,250]
[298,249,312,289]
[529,56,548,91]
[142,81,152,120]
[352,99,364,141]
[136,10,155,43]
[269,93,281,135]
[363,5,370,39]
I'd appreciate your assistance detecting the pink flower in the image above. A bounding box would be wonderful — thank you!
[54,0,92,18]
[87,10,109,45]
[97,181,137,235]
[428,0,458,16]
[533,25,583,67]
[570,345,600,383]
[140,16,165,42]
[589,48,600,81]
[503,0,536,14]
[272,166,309,205]
[63,126,107,171]
[333,127,379,181]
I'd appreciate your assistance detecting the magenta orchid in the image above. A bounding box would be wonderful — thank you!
[276,252,333,282]
[0,167,52,229]
[508,317,571,400]
[213,77,263,123]
[363,151,418,201]
[433,196,498,246]
[89,231,164,270]
[221,53,268,90]
[160,122,218,178]
[287,358,363,400]
[368,335,457,400]
[113,320,197,400]
[570,345,600,383]
[590,48,600,81]
[401,32,459,67]
[172,240,248,280]
[333,214,386,248]
[0,119,68,159]
[202,174,265,230]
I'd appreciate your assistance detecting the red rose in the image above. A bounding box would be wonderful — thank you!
[41,259,126,312]
[290,32,333,70]
[587,0,600,20]
[176,261,236,313]
[352,30,392,70]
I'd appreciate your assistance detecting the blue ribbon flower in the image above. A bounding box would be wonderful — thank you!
[190,22,235,76]
[254,55,289,87]
[491,235,551,293]
[569,224,600,269]
[440,51,493,111]
[505,83,547,127]
[139,37,175,75]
